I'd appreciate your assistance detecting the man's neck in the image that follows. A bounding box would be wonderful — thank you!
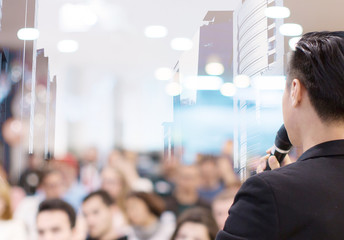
[300,120,344,153]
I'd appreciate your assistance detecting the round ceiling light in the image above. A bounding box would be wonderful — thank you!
[265,6,290,19]
[279,23,303,36]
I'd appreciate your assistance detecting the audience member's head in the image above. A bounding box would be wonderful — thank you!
[197,155,221,189]
[100,166,129,210]
[82,146,99,164]
[211,189,238,229]
[82,190,115,240]
[0,178,12,220]
[126,191,165,227]
[221,140,234,158]
[107,148,125,167]
[175,165,200,193]
[52,154,79,188]
[40,169,66,199]
[171,207,219,240]
[37,199,76,240]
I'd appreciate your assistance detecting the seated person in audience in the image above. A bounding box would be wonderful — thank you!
[51,154,87,210]
[126,191,175,240]
[80,146,101,192]
[36,199,76,240]
[101,166,129,213]
[0,178,27,240]
[197,155,225,203]
[170,207,219,240]
[82,190,127,240]
[211,189,239,229]
[100,166,131,233]
[165,164,209,216]
[107,150,153,192]
[15,169,67,240]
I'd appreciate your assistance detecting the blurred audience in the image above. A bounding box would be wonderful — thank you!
[126,191,175,240]
[82,190,128,240]
[18,153,43,195]
[0,177,27,240]
[52,154,87,210]
[211,188,239,229]
[14,169,66,240]
[101,166,129,211]
[171,207,219,240]
[80,147,101,192]
[101,166,129,231]
[197,155,225,203]
[165,164,209,216]
[36,199,76,240]
[108,150,153,192]
[1,140,244,240]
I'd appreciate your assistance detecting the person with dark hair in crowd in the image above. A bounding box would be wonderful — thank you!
[15,169,67,240]
[82,190,127,240]
[36,199,76,240]
[165,164,209,217]
[171,207,218,240]
[217,31,344,239]
[126,191,175,240]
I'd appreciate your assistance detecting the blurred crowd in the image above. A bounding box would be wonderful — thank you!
[0,140,242,240]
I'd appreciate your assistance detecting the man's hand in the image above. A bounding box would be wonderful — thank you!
[256,149,292,173]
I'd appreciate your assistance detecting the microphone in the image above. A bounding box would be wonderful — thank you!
[265,124,292,171]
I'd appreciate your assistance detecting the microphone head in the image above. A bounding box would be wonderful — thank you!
[275,124,292,151]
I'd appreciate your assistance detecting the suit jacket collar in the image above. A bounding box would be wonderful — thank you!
[298,139,344,162]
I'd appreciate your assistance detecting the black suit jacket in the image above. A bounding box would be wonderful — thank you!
[216,140,344,240]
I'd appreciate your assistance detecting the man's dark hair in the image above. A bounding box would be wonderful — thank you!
[83,190,114,206]
[287,31,344,122]
[38,199,76,228]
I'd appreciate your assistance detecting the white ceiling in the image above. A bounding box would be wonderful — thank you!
[36,0,237,81]
[2,0,344,153]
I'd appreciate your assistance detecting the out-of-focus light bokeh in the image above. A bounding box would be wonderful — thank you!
[17,28,40,40]
[171,38,193,51]
[144,25,168,38]
[279,23,303,36]
[57,40,79,53]
[264,6,290,19]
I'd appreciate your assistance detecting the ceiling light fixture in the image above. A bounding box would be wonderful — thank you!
[17,28,40,40]
[205,62,225,76]
[155,68,173,81]
[57,40,79,53]
[279,23,303,36]
[220,83,237,97]
[165,82,182,96]
[144,25,168,38]
[171,38,193,51]
[234,75,250,88]
[289,37,302,51]
[184,76,223,90]
[265,6,290,19]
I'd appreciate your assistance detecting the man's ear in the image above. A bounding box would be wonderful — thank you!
[291,79,303,107]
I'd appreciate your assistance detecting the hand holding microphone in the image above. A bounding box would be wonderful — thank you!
[257,124,293,173]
